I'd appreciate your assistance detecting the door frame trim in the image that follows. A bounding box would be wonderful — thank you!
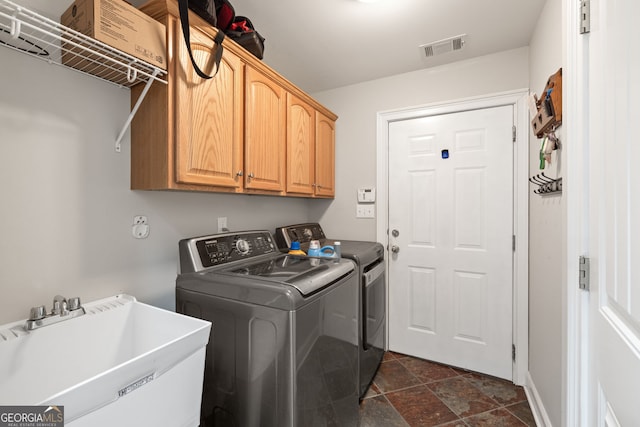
[563,0,585,423]
[376,89,530,385]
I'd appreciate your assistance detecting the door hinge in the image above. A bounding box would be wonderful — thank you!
[512,235,516,252]
[512,344,516,362]
[579,256,590,291]
[580,0,590,34]
[512,125,516,142]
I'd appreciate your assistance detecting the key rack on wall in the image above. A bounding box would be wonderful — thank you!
[0,0,167,152]
[529,69,563,196]
[529,173,562,195]
[531,68,562,139]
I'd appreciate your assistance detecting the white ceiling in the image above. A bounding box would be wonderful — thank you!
[229,0,546,93]
[17,0,546,94]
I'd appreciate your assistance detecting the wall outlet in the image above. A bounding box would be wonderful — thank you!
[356,204,375,218]
[132,215,149,239]
[217,217,228,232]
[133,215,147,225]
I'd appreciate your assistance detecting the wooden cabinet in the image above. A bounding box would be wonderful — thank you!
[315,112,336,197]
[286,94,336,198]
[244,66,286,192]
[131,6,244,192]
[286,94,315,195]
[132,0,337,197]
[174,20,244,189]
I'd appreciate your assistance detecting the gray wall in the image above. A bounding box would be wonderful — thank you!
[527,0,563,424]
[312,47,530,241]
[0,47,315,325]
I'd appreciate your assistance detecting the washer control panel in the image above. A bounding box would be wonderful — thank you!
[193,231,277,269]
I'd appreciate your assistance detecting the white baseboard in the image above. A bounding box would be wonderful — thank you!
[524,371,553,427]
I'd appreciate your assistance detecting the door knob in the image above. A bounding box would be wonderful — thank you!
[391,245,400,253]
[392,229,399,237]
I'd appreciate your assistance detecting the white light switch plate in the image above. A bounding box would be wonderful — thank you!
[217,217,228,232]
[356,204,375,218]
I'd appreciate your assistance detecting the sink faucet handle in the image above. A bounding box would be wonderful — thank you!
[68,297,82,311]
[29,305,46,321]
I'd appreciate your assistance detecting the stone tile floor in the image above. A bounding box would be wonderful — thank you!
[359,352,536,427]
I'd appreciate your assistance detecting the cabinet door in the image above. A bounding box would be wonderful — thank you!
[315,112,336,197]
[175,24,244,188]
[286,93,315,195]
[244,66,286,192]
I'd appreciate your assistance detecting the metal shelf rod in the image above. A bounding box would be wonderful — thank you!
[116,68,160,152]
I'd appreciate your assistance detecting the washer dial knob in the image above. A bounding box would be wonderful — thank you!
[235,238,251,255]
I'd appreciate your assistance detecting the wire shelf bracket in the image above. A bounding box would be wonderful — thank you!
[0,0,168,152]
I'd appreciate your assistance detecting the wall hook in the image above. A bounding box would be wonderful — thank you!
[10,9,21,40]
[126,61,138,84]
[529,173,562,195]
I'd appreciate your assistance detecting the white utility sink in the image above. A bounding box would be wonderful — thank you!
[0,294,211,426]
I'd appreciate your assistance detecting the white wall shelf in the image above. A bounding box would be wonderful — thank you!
[0,0,167,152]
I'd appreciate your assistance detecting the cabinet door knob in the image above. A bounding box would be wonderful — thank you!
[236,171,243,177]
[248,173,254,179]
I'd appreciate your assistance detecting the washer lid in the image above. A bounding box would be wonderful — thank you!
[223,255,355,296]
[322,239,384,267]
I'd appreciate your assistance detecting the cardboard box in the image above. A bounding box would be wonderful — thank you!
[61,0,166,72]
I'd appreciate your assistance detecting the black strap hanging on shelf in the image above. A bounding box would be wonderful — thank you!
[177,0,225,80]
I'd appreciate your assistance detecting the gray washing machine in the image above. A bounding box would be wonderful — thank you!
[176,230,359,427]
[274,223,386,399]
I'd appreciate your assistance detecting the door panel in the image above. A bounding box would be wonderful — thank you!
[455,168,485,249]
[175,23,243,188]
[286,94,315,195]
[587,0,640,423]
[244,66,286,192]
[408,267,436,331]
[315,113,336,197]
[388,106,514,380]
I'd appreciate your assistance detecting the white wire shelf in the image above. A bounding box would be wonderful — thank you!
[0,0,168,151]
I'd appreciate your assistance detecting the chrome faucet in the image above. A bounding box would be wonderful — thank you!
[51,295,68,316]
[25,295,86,331]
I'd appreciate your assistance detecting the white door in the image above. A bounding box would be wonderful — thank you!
[583,0,640,424]
[388,106,514,380]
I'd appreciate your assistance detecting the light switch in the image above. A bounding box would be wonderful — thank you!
[356,204,375,218]
[217,217,228,232]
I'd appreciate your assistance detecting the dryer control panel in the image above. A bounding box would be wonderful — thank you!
[179,231,277,273]
[274,223,326,249]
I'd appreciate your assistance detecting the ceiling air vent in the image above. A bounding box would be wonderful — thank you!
[420,34,466,58]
